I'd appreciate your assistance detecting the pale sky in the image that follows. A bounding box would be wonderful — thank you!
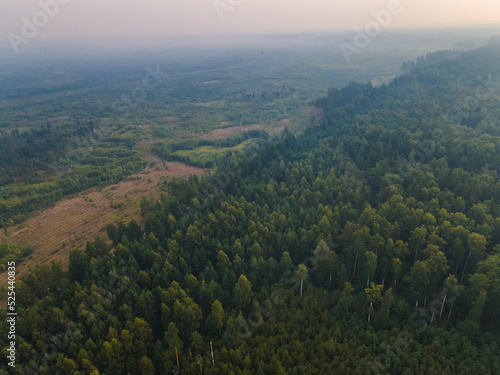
[1,0,500,51]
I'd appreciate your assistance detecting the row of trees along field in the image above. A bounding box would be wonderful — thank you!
[1,42,500,374]
[0,122,145,227]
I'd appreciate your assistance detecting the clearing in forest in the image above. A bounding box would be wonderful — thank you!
[0,160,207,288]
[199,124,265,140]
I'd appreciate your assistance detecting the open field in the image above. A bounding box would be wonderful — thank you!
[199,124,265,140]
[0,160,207,289]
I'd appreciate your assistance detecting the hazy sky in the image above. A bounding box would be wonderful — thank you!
[1,0,500,51]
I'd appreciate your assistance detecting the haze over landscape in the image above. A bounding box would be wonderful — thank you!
[1,0,500,374]
[1,0,500,52]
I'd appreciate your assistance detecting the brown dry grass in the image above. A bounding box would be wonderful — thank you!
[199,124,265,140]
[0,159,206,290]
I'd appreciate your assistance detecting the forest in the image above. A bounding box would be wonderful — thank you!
[0,32,475,228]
[1,39,500,374]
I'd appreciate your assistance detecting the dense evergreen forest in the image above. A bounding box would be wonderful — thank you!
[2,41,500,374]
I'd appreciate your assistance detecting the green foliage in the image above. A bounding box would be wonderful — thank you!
[0,243,32,270]
[2,43,500,374]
